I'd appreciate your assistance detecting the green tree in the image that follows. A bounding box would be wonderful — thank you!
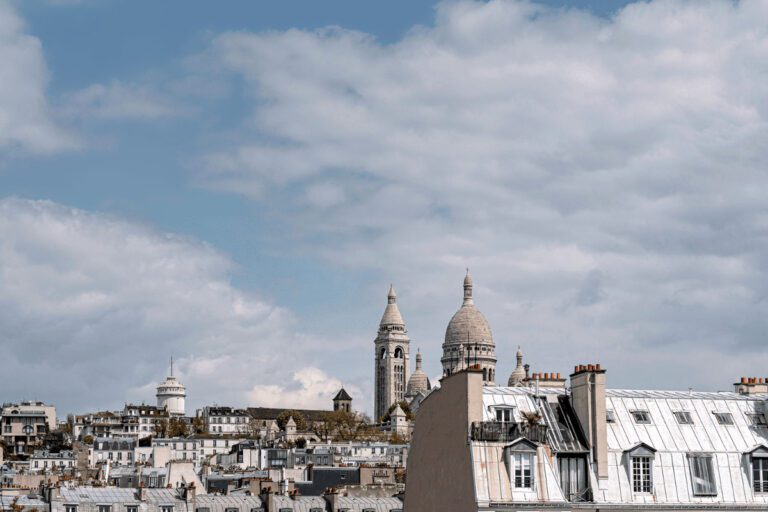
[191,416,206,434]
[168,417,189,437]
[380,401,413,423]
[276,410,307,431]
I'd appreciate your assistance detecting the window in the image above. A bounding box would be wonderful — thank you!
[126,507,138,512]
[99,506,112,512]
[161,506,174,512]
[748,414,767,427]
[225,508,238,512]
[688,454,717,496]
[512,452,534,489]
[631,410,651,424]
[674,411,693,425]
[559,455,589,502]
[713,412,734,425]
[65,505,77,512]
[195,508,210,512]
[754,457,768,493]
[494,407,514,423]
[632,457,652,493]
[606,410,616,423]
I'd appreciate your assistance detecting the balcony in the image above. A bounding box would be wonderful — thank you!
[470,421,548,444]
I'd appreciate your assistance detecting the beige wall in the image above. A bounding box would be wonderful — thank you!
[403,369,483,512]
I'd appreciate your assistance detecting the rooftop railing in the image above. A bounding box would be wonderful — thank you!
[470,421,548,444]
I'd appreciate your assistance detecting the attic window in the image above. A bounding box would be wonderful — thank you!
[688,454,717,496]
[713,412,734,425]
[606,410,616,423]
[673,411,693,425]
[631,410,651,424]
[748,414,767,427]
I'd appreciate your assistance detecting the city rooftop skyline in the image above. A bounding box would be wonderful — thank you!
[1,0,768,417]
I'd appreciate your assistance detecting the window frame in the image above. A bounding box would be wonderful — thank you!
[494,406,514,423]
[747,413,767,427]
[673,411,693,425]
[713,412,734,425]
[688,453,718,496]
[511,452,535,490]
[631,455,653,493]
[630,410,652,425]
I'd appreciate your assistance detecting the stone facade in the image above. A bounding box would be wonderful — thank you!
[374,285,410,421]
[441,271,497,384]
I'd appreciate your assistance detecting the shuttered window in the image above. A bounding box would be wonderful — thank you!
[688,454,717,496]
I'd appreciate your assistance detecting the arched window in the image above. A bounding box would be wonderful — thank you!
[380,347,387,359]
[483,368,488,381]
[394,347,404,358]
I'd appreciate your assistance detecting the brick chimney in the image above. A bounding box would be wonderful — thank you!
[734,376,768,396]
[570,364,608,480]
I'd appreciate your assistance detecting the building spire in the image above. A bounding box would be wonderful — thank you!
[416,349,423,370]
[170,356,174,377]
[388,284,397,304]
[463,269,473,305]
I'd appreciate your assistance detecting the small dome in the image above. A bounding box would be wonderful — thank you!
[379,284,404,326]
[407,350,431,396]
[508,346,526,386]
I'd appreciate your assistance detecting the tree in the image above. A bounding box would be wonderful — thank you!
[191,416,206,434]
[380,401,414,423]
[276,411,307,431]
[83,435,94,445]
[154,419,169,437]
[168,417,189,437]
[245,418,263,439]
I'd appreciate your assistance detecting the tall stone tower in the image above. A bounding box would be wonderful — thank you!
[441,271,497,384]
[374,285,411,421]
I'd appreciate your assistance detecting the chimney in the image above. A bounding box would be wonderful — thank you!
[570,364,608,480]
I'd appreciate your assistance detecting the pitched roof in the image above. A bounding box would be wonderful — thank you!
[246,407,330,422]
[333,388,352,401]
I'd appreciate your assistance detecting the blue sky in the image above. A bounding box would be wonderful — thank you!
[2,0,768,417]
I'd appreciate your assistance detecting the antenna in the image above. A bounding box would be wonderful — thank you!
[170,356,174,377]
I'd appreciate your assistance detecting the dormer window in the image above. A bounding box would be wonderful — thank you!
[493,407,514,423]
[506,438,537,491]
[745,445,768,493]
[606,410,616,423]
[631,410,651,424]
[625,443,656,494]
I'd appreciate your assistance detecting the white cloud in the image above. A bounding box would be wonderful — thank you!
[0,0,76,152]
[60,81,183,120]
[194,0,768,391]
[249,367,360,410]
[0,198,352,414]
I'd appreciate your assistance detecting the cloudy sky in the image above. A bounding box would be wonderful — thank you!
[1,0,767,418]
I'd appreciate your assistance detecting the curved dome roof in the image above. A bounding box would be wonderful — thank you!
[379,284,404,326]
[443,271,494,347]
[508,346,526,386]
[407,351,431,396]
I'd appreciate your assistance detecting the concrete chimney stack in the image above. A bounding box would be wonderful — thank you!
[570,364,608,481]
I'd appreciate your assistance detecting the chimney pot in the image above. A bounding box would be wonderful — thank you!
[588,364,594,371]
[544,373,549,380]
[574,365,579,374]
[742,377,748,384]
[596,364,601,371]
[557,373,561,379]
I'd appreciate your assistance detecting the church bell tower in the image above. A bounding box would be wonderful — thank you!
[374,285,411,421]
